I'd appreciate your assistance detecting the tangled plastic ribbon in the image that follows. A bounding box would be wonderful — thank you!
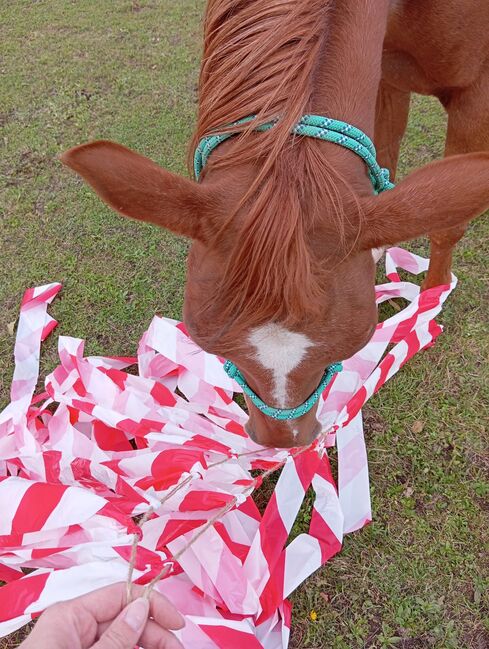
[0,248,456,648]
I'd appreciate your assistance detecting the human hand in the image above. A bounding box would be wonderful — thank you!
[19,582,185,649]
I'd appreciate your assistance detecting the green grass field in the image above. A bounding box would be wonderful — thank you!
[1,2,488,647]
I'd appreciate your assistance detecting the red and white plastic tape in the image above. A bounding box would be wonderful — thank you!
[0,248,455,647]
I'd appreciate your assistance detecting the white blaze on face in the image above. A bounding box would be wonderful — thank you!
[248,323,314,408]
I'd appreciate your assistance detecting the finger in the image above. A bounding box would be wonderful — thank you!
[143,591,185,631]
[98,618,184,649]
[91,598,149,649]
[69,583,133,622]
[72,582,184,629]
[138,619,184,649]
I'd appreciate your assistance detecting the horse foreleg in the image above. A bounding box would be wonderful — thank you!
[371,81,411,262]
[374,80,411,181]
[423,70,489,289]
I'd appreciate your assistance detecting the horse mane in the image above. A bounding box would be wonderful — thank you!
[190,0,351,332]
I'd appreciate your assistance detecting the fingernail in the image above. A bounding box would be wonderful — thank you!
[176,612,186,628]
[124,597,149,632]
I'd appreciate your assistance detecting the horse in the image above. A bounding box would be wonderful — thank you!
[61,0,489,448]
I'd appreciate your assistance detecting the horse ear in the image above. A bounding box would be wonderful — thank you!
[60,140,223,242]
[358,152,489,249]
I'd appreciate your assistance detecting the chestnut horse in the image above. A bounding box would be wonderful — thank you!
[62,0,489,448]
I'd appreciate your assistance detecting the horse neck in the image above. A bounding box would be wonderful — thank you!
[312,0,391,137]
[195,1,391,170]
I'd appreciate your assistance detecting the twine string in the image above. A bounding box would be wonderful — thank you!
[126,442,318,602]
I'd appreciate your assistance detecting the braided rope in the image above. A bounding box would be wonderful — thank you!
[224,360,342,420]
[194,114,394,194]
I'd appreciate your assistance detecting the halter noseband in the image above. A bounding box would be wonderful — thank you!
[223,360,342,421]
[194,114,394,420]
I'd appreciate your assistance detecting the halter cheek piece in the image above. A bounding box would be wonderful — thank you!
[194,115,394,420]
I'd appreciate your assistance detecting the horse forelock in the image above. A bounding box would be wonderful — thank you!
[191,0,358,335]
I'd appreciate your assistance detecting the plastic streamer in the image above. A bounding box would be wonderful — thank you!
[0,248,456,648]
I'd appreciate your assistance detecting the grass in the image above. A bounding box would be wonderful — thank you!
[1,2,488,647]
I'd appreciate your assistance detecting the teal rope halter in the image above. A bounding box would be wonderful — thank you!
[224,359,343,421]
[194,114,394,421]
[194,114,394,193]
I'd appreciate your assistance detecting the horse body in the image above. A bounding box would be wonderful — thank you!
[384,0,489,96]
[62,0,489,448]
[378,0,489,291]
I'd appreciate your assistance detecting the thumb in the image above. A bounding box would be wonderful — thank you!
[92,597,149,649]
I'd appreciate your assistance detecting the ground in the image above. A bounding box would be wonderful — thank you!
[0,2,488,648]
